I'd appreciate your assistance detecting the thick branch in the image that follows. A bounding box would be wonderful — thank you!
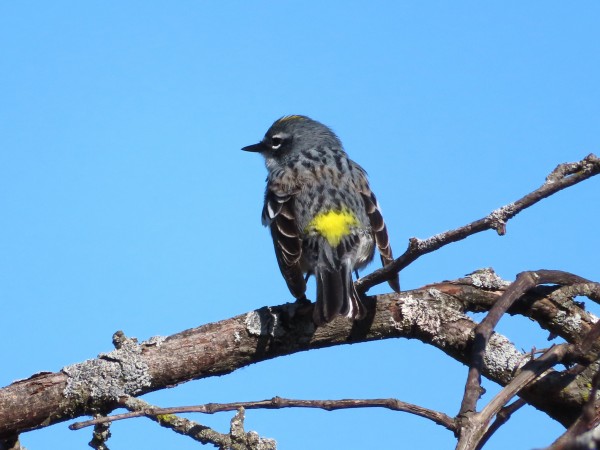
[435,276,598,347]
[1,275,597,439]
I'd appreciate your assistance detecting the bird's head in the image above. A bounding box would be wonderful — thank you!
[241,115,341,167]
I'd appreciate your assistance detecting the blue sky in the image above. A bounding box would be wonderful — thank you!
[1,2,599,449]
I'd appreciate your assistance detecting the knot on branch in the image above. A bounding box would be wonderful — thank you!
[245,309,285,338]
[487,205,515,235]
[546,153,600,184]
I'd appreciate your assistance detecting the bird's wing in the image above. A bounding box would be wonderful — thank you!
[351,162,401,292]
[262,185,306,299]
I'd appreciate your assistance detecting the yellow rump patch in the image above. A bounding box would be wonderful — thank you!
[307,209,358,247]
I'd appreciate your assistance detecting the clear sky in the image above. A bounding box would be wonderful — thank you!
[1,2,599,449]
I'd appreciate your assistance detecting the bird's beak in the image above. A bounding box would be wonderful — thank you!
[241,142,265,153]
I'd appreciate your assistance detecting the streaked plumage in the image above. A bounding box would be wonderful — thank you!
[243,115,400,325]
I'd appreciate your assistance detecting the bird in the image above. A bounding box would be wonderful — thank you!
[242,115,400,325]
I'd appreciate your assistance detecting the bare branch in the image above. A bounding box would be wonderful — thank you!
[2,274,597,439]
[456,275,600,450]
[434,270,599,347]
[460,271,591,416]
[356,153,600,293]
[116,397,276,450]
[0,154,595,448]
[457,344,572,450]
[71,396,457,433]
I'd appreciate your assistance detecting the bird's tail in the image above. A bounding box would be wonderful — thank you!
[313,261,366,325]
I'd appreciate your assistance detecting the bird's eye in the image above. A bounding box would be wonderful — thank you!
[271,136,283,149]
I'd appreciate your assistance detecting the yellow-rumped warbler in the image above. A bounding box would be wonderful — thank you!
[243,115,400,325]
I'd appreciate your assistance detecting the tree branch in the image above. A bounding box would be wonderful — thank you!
[456,274,600,450]
[70,396,456,433]
[1,155,598,446]
[475,399,526,450]
[457,344,573,450]
[546,347,600,450]
[435,275,598,347]
[116,397,276,450]
[460,271,591,416]
[356,153,600,293]
[1,273,598,439]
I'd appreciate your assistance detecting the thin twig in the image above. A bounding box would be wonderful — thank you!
[356,153,600,293]
[108,396,276,450]
[122,397,232,448]
[70,396,457,433]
